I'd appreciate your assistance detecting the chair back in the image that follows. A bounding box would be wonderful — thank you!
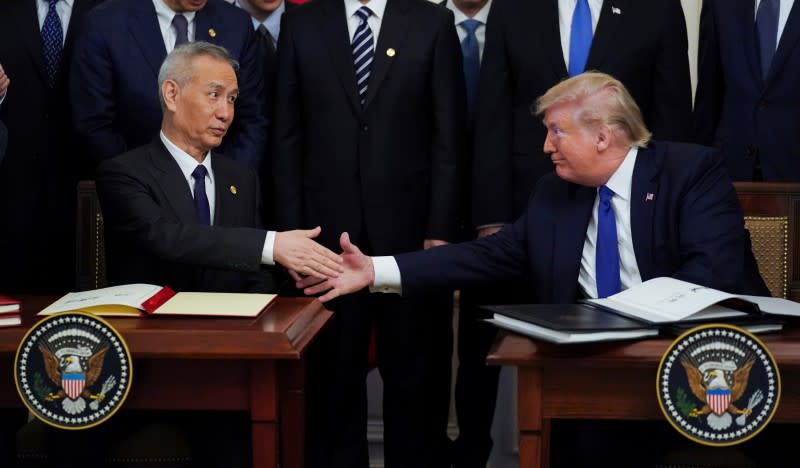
[75,180,107,290]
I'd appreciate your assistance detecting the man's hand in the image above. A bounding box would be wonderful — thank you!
[477,226,502,238]
[423,239,448,249]
[274,226,343,279]
[0,64,9,98]
[296,232,374,302]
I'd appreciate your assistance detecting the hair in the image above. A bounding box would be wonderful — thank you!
[157,41,240,108]
[533,72,652,148]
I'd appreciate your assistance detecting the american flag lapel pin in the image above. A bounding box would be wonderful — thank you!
[645,192,654,202]
[611,6,622,15]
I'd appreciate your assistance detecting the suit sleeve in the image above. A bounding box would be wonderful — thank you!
[69,13,129,164]
[673,149,749,293]
[271,12,304,231]
[95,157,267,272]
[648,0,694,142]
[397,209,529,296]
[692,0,723,146]
[426,10,467,242]
[219,19,268,170]
[470,0,515,227]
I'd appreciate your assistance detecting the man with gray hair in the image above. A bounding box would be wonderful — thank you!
[296,70,769,467]
[96,42,342,295]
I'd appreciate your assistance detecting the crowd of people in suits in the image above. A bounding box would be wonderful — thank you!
[1,0,799,467]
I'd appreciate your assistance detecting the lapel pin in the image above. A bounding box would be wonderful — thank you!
[208,28,217,38]
[230,185,237,195]
[386,48,396,57]
[645,192,654,202]
[611,6,622,15]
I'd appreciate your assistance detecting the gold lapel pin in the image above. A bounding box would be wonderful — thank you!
[230,185,237,195]
[386,48,396,57]
[208,28,217,38]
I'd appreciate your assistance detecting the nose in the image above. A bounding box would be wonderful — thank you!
[215,100,234,123]
[543,130,556,154]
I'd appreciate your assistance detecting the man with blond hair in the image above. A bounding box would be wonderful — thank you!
[296,71,768,465]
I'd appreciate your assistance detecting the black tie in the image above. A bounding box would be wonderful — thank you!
[756,0,780,79]
[256,24,276,56]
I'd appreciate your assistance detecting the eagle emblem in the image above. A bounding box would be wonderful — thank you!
[657,324,780,446]
[15,312,133,430]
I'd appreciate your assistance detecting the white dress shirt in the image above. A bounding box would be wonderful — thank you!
[558,0,603,71]
[37,0,74,41]
[345,0,387,42]
[159,131,276,264]
[445,0,492,63]
[372,147,645,297]
[237,0,286,41]
[153,0,197,52]
[577,147,643,299]
[755,0,796,44]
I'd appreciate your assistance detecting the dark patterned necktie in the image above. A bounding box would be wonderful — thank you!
[461,19,481,118]
[41,0,63,87]
[192,165,211,225]
[352,6,374,106]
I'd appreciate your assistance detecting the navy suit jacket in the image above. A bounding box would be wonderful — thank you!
[695,0,800,181]
[396,141,768,300]
[95,139,273,293]
[70,0,267,168]
[471,0,693,227]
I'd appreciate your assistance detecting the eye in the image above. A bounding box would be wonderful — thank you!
[228,95,238,104]
[209,91,219,98]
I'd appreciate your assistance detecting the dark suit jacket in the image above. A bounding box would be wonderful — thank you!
[396,142,768,299]
[694,0,800,181]
[70,0,267,168]
[95,139,273,293]
[0,120,6,164]
[272,0,466,254]
[0,0,103,293]
[471,0,693,227]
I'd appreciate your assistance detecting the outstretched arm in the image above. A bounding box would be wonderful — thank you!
[299,232,376,302]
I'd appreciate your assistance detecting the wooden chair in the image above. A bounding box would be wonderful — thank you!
[734,182,800,300]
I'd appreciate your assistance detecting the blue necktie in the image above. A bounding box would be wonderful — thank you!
[352,6,374,106]
[568,0,592,77]
[756,0,780,79]
[172,14,189,49]
[460,19,481,118]
[596,185,621,298]
[192,165,211,225]
[41,0,63,87]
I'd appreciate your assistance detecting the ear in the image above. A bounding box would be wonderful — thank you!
[595,126,612,152]
[162,80,180,112]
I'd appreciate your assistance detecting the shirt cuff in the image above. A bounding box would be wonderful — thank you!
[476,223,506,230]
[261,230,276,265]
[370,256,402,294]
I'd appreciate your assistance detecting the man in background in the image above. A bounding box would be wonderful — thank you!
[71,0,267,168]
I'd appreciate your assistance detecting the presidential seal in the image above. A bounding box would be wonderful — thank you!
[14,312,133,430]
[657,324,780,446]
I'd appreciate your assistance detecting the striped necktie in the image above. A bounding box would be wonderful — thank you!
[352,6,374,106]
[41,0,63,87]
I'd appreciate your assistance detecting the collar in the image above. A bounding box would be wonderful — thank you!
[602,146,638,201]
[160,131,214,185]
[153,0,197,23]
[446,0,491,25]
[345,0,387,21]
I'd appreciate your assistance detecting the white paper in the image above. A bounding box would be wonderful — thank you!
[39,284,163,315]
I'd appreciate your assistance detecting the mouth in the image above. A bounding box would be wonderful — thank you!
[209,128,227,137]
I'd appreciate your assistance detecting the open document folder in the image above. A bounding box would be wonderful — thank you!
[486,277,800,344]
[38,283,277,318]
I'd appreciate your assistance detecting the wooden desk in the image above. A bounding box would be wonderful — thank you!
[488,330,800,468]
[0,296,332,468]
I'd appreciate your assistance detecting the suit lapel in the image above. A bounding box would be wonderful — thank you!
[736,0,764,89]
[195,7,218,44]
[765,0,800,87]
[129,0,168,77]
[585,0,627,70]
[149,141,198,224]
[629,146,660,280]
[64,0,95,49]
[13,0,48,85]
[552,185,595,302]
[363,0,411,109]
[537,0,568,80]
[211,158,234,226]
[322,0,362,116]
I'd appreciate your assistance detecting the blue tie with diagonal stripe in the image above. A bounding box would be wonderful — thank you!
[569,0,592,77]
[596,185,621,298]
[352,6,374,106]
[41,0,63,87]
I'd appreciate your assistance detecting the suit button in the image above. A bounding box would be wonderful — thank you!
[758,99,767,109]
[362,125,369,132]
[746,145,757,158]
